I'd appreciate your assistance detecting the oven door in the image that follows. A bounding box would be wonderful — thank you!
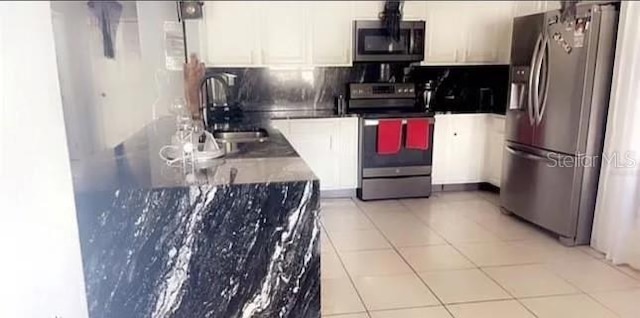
[359,117,434,180]
[353,21,425,62]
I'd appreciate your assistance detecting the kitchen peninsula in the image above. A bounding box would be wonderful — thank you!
[71,117,320,318]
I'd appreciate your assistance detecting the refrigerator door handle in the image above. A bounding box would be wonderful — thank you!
[531,34,546,125]
[528,34,544,126]
[537,36,551,124]
[506,146,549,162]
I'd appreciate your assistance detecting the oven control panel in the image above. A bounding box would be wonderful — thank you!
[349,83,416,99]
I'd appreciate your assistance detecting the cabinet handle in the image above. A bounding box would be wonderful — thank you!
[453,132,458,136]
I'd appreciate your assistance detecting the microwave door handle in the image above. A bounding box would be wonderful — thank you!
[409,29,415,54]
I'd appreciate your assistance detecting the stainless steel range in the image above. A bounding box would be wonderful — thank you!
[348,83,434,200]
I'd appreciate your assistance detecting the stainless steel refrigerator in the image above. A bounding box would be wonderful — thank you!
[501,3,619,246]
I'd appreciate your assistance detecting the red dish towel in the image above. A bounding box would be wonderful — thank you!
[377,120,403,155]
[406,119,430,150]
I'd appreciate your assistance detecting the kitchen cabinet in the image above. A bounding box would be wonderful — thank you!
[260,2,309,65]
[402,1,427,20]
[423,1,513,64]
[423,1,465,64]
[310,1,353,66]
[484,115,506,187]
[351,1,384,20]
[200,1,520,66]
[202,1,261,66]
[272,117,358,191]
[432,114,488,184]
[513,1,561,17]
[464,1,513,63]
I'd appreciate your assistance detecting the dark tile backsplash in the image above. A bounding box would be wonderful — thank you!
[410,64,510,114]
[208,63,509,115]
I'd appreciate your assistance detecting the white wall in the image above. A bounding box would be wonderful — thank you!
[0,2,88,317]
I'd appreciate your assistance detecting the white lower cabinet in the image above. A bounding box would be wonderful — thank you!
[433,113,506,187]
[485,115,506,187]
[272,117,358,191]
[433,114,488,184]
[275,114,505,191]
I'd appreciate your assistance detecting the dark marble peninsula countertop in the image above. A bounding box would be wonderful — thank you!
[71,117,320,318]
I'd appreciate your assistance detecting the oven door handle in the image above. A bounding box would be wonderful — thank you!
[363,118,435,126]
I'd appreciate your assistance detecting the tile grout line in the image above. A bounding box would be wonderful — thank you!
[399,195,545,317]
[466,191,640,284]
[319,208,370,317]
[426,193,632,317]
[354,198,456,317]
[326,193,637,317]
[582,289,630,317]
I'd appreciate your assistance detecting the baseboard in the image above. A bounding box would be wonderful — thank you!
[433,182,500,193]
[479,182,500,193]
[322,184,499,198]
[321,188,356,198]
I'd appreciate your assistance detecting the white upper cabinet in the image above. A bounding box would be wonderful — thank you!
[260,2,309,65]
[402,1,427,20]
[352,1,384,20]
[310,1,353,66]
[464,1,513,63]
[514,1,560,17]
[424,1,466,64]
[201,0,518,66]
[202,1,260,66]
[424,1,513,65]
[513,1,546,17]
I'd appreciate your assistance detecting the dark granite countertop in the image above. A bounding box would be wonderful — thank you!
[71,116,317,192]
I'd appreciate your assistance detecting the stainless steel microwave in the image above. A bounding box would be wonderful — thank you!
[353,20,425,62]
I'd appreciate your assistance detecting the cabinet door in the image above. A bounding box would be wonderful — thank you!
[543,1,561,11]
[310,1,352,66]
[463,2,513,63]
[492,116,506,187]
[271,119,289,135]
[484,116,506,187]
[513,1,546,17]
[447,115,487,183]
[202,1,259,66]
[259,2,309,65]
[335,118,359,189]
[351,1,383,20]
[432,115,451,184]
[423,1,466,64]
[402,1,427,20]
[287,119,340,190]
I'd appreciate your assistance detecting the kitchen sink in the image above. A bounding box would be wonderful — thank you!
[212,128,269,153]
[212,128,269,143]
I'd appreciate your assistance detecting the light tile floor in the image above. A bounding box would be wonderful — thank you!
[320,191,640,318]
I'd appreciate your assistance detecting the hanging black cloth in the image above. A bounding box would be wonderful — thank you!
[380,0,403,41]
[88,0,123,59]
